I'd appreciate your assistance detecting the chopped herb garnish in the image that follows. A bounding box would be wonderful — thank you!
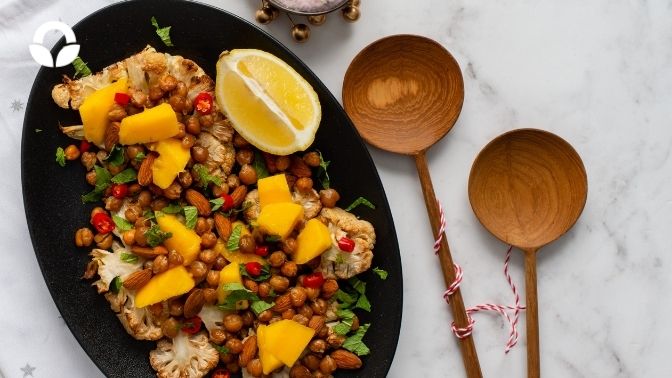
[183,206,198,229]
[143,209,156,221]
[209,198,224,212]
[56,147,66,167]
[104,145,125,166]
[348,277,366,295]
[354,293,371,312]
[373,267,388,280]
[134,152,146,162]
[250,299,274,315]
[193,164,222,189]
[72,56,92,78]
[110,276,122,294]
[316,150,330,189]
[111,168,137,184]
[253,150,269,179]
[161,203,183,214]
[120,252,139,264]
[333,309,356,335]
[335,289,357,309]
[343,323,371,356]
[35,129,42,133]
[227,224,242,250]
[81,165,112,203]
[344,197,376,212]
[150,16,173,47]
[211,343,229,354]
[240,263,271,282]
[217,283,258,310]
[145,224,172,247]
[222,201,252,217]
[264,235,281,243]
[113,215,133,232]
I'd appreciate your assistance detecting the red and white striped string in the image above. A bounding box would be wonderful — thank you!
[434,201,526,353]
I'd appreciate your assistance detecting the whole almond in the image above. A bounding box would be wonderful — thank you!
[289,156,311,178]
[185,189,212,215]
[308,315,325,334]
[238,335,257,367]
[137,153,157,186]
[131,245,167,259]
[330,349,362,369]
[289,364,312,378]
[183,289,205,318]
[214,213,232,240]
[230,185,247,208]
[104,122,120,151]
[123,268,152,290]
[272,294,292,313]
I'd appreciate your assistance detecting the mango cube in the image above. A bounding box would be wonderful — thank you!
[79,78,128,146]
[135,265,194,308]
[257,325,284,374]
[258,174,292,209]
[118,103,180,145]
[256,203,303,239]
[156,214,201,264]
[218,262,243,304]
[294,219,332,264]
[149,138,191,189]
[260,320,315,368]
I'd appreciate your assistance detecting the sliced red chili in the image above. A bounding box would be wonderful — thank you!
[211,369,230,378]
[303,272,325,289]
[245,261,263,277]
[114,92,131,106]
[111,184,129,199]
[338,237,356,252]
[254,245,269,257]
[79,140,91,153]
[91,213,115,234]
[193,92,213,115]
[221,193,234,211]
[181,316,202,334]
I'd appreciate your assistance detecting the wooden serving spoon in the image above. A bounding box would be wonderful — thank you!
[468,129,587,378]
[343,35,482,378]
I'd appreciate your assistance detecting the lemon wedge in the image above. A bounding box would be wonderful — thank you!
[215,49,321,155]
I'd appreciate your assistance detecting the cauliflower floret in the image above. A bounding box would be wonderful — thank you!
[196,131,235,176]
[292,189,322,220]
[198,305,225,338]
[105,289,165,341]
[90,242,143,293]
[150,331,219,378]
[318,207,376,279]
[243,189,260,222]
[206,119,234,144]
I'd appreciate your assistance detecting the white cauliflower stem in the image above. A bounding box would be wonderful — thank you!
[90,242,143,293]
[150,331,219,378]
[105,289,165,341]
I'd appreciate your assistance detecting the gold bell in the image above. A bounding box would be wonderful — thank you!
[291,24,311,42]
[307,14,326,26]
[255,7,274,24]
[341,5,360,22]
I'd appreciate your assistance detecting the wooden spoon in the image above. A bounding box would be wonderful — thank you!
[468,129,587,378]
[343,35,482,378]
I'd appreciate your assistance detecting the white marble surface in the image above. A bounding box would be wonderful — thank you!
[2,0,672,377]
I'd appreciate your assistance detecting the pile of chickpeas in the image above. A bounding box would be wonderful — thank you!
[72,73,360,377]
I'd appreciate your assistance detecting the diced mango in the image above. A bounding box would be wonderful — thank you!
[294,218,332,264]
[135,265,194,308]
[217,262,243,304]
[149,138,191,189]
[156,214,201,264]
[257,325,284,374]
[79,78,128,146]
[258,174,292,209]
[262,320,315,367]
[257,203,303,239]
[118,103,180,145]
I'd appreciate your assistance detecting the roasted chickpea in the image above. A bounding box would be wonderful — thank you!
[174,122,186,139]
[161,317,180,339]
[295,177,313,193]
[269,275,290,293]
[257,310,273,323]
[137,190,152,207]
[206,270,220,287]
[75,227,94,247]
[303,151,321,167]
[258,282,271,299]
[226,174,240,189]
[174,81,188,97]
[319,188,340,208]
[64,144,80,160]
[320,355,337,374]
[275,155,290,171]
[124,204,142,223]
[200,233,218,249]
[169,299,184,317]
[239,234,256,255]
[223,314,243,332]
[210,328,227,345]
[281,308,296,320]
[321,279,339,299]
[159,74,178,92]
[199,113,214,127]
[190,261,208,280]
[191,146,209,163]
[214,255,227,270]
[151,198,168,211]
[238,164,257,185]
[200,248,218,265]
[241,311,254,327]
[298,304,314,319]
[233,133,250,148]
[305,286,321,301]
[162,181,182,200]
[94,233,114,249]
[181,134,196,149]
[122,229,136,246]
[351,314,360,331]
[80,151,97,171]
[226,363,240,374]
[134,226,148,246]
[302,354,321,371]
[185,116,201,135]
[148,84,163,101]
[290,287,308,307]
[268,251,286,267]
[326,333,345,348]
[246,359,262,377]
[235,149,254,165]
[195,217,210,235]
[311,298,328,315]
[280,261,298,277]
[107,104,127,121]
[177,171,193,188]
[153,255,169,274]
[203,288,218,305]
[211,184,229,198]
[168,249,184,267]
[281,238,297,254]
[309,339,327,353]
[292,314,309,326]
[243,278,258,294]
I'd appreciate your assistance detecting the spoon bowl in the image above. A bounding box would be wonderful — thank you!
[468,128,587,377]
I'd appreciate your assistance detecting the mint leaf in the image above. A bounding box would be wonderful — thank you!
[120,252,139,264]
[134,152,146,162]
[316,150,330,189]
[210,198,224,212]
[354,293,371,312]
[145,224,172,247]
[150,16,173,47]
[344,197,376,212]
[161,203,183,214]
[111,168,137,184]
[218,283,259,311]
[333,322,352,336]
[240,263,271,282]
[110,276,122,294]
[193,164,222,189]
[143,209,156,221]
[104,145,125,166]
[35,129,42,133]
[264,235,281,243]
[343,323,371,356]
[348,277,366,295]
[335,289,357,309]
[211,343,229,354]
[250,299,274,315]
[113,215,133,232]
[56,147,66,167]
[373,267,388,280]
[183,206,198,229]
[72,56,92,78]
[253,150,269,179]
[81,165,112,203]
[227,224,242,250]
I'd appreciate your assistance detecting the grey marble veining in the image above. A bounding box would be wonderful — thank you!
[1,0,671,377]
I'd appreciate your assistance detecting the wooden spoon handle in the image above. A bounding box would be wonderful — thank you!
[414,152,482,378]
[524,249,540,378]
